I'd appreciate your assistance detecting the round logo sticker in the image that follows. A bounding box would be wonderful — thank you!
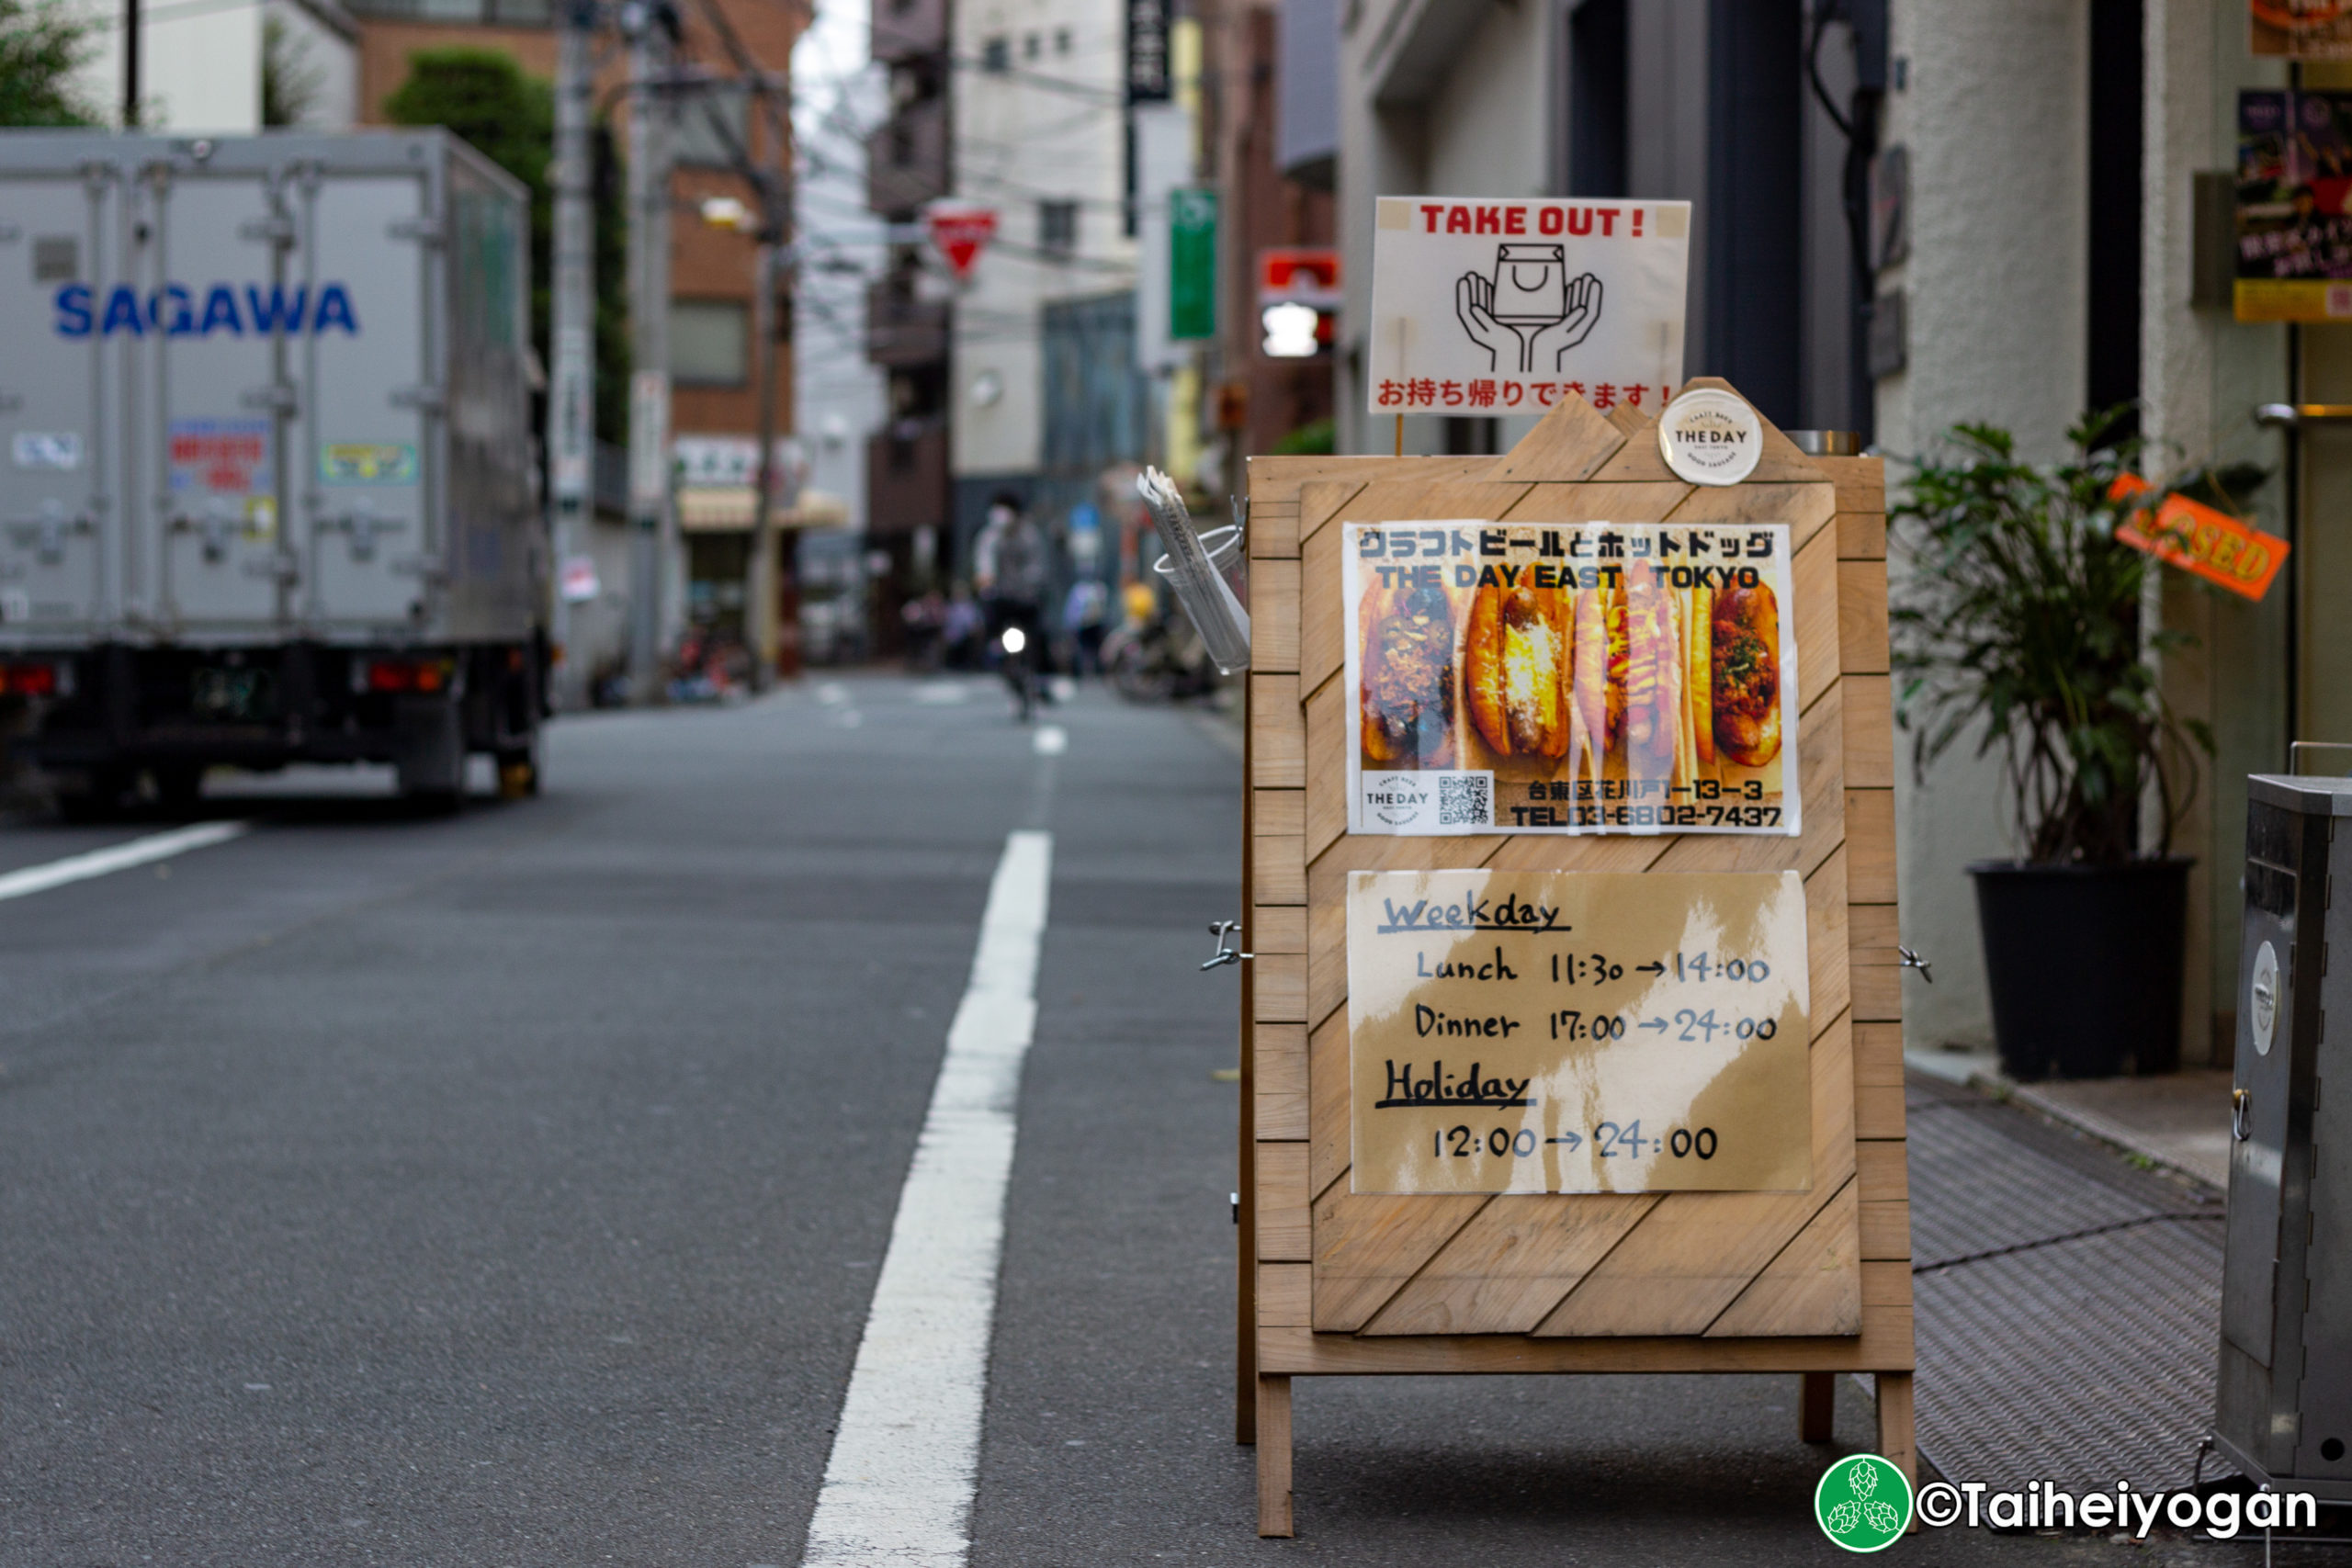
[1658,387,1764,486]
[1814,1452,1913,1552]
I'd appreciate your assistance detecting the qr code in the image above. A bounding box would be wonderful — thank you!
[1438,773,1491,827]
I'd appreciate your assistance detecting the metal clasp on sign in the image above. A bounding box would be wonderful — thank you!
[1899,946,1934,984]
[2232,1088,2252,1143]
[1201,919,1253,971]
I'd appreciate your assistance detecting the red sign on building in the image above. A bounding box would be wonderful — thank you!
[928,206,998,280]
[1258,246,1341,308]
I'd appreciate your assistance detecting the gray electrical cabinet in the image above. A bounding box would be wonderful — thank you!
[2214,773,2352,1500]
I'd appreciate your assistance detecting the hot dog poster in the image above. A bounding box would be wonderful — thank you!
[1365,197,1690,417]
[1343,520,1801,837]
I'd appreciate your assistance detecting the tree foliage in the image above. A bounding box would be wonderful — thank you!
[261,15,325,129]
[0,0,102,128]
[1889,412,2213,866]
[385,48,630,443]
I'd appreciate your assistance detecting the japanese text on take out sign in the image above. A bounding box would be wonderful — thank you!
[1368,197,1690,418]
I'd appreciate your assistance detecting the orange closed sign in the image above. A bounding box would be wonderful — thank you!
[2109,475,2290,602]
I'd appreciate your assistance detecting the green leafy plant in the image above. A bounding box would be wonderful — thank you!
[1271,417,1334,457]
[0,0,102,127]
[1889,412,2214,866]
[385,49,631,442]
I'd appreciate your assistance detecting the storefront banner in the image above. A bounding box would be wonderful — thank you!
[1342,519,1800,837]
[2253,0,2352,58]
[2235,90,2352,321]
[1365,197,1690,418]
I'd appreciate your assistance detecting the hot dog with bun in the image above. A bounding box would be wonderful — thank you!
[1360,577,1458,767]
[1710,581,1781,768]
[1465,576,1571,759]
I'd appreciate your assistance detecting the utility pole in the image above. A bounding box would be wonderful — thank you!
[547,0,595,709]
[624,2,673,703]
[122,0,139,127]
[680,0,795,688]
[745,238,779,688]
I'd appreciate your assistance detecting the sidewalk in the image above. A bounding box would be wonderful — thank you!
[1906,1043,2235,1190]
[1902,1066,2233,1495]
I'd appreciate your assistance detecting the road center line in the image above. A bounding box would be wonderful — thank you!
[799,828,1053,1568]
[0,820,250,905]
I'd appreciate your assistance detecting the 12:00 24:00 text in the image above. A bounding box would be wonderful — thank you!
[1431,1122,1718,1159]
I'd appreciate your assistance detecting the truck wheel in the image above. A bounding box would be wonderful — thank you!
[402,784,463,817]
[153,765,205,817]
[56,768,130,824]
[496,739,540,800]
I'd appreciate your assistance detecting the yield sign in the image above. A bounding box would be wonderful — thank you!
[928,205,998,279]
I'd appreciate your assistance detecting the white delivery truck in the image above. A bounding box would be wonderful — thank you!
[0,130,548,814]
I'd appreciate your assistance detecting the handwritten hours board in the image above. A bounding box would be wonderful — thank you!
[1346,868,1812,1195]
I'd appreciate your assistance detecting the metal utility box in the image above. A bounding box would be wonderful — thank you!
[2214,773,2352,1501]
[0,130,545,807]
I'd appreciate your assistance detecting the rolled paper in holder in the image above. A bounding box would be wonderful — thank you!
[1137,467,1252,674]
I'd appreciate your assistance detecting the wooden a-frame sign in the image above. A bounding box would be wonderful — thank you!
[1234,380,1914,1537]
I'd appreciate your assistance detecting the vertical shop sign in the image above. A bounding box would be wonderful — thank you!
[1170,187,1217,340]
[1127,0,1171,102]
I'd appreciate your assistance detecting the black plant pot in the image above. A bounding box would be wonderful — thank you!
[1968,857,2191,1081]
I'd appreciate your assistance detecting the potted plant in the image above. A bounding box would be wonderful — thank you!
[1890,415,2218,1080]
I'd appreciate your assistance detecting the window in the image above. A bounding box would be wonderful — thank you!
[1054,27,1070,52]
[674,84,752,169]
[671,300,749,386]
[1038,199,1079,254]
[1023,30,1040,58]
[980,35,1010,71]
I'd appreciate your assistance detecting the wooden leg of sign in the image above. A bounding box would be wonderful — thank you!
[1237,678,1258,1447]
[1800,1372,1837,1443]
[1256,1375,1295,1537]
[1875,1371,1917,1488]
[1393,413,1404,457]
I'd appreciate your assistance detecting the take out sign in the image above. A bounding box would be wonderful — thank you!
[1366,196,1690,419]
[2109,475,2290,602]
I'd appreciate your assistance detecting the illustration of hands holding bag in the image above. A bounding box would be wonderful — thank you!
[1455,244,1603,373]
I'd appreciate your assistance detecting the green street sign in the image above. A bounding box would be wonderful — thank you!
[1170,186,1217,341]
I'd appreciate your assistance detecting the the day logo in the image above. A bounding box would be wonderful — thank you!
[1657,386,1762,486]
[1814,1453,1911,1552]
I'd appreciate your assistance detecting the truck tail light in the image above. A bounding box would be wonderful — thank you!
[0,661,62,697]
[356,658,456,695]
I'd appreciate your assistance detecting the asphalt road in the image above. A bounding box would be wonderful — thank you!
[0,675,2309,1565]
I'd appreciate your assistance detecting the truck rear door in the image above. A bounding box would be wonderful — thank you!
[0,159,120,642]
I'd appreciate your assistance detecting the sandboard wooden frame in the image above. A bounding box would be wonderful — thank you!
[1235,381,1913,1538]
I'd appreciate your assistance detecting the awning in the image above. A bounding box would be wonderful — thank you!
[676,487,853,532]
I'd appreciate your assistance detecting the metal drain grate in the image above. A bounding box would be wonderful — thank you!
[1905,1076,2231,1494]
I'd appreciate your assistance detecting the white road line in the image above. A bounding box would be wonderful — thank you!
[1032,723,1068,757]
[0,820,250,905]
[800,829,1052,1568]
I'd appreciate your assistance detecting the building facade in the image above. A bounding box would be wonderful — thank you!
[945,0,1137,565]
[348,0,806,686]
[1198,0,1337,479]
[72,0,362,134]
[863,0,956,648]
